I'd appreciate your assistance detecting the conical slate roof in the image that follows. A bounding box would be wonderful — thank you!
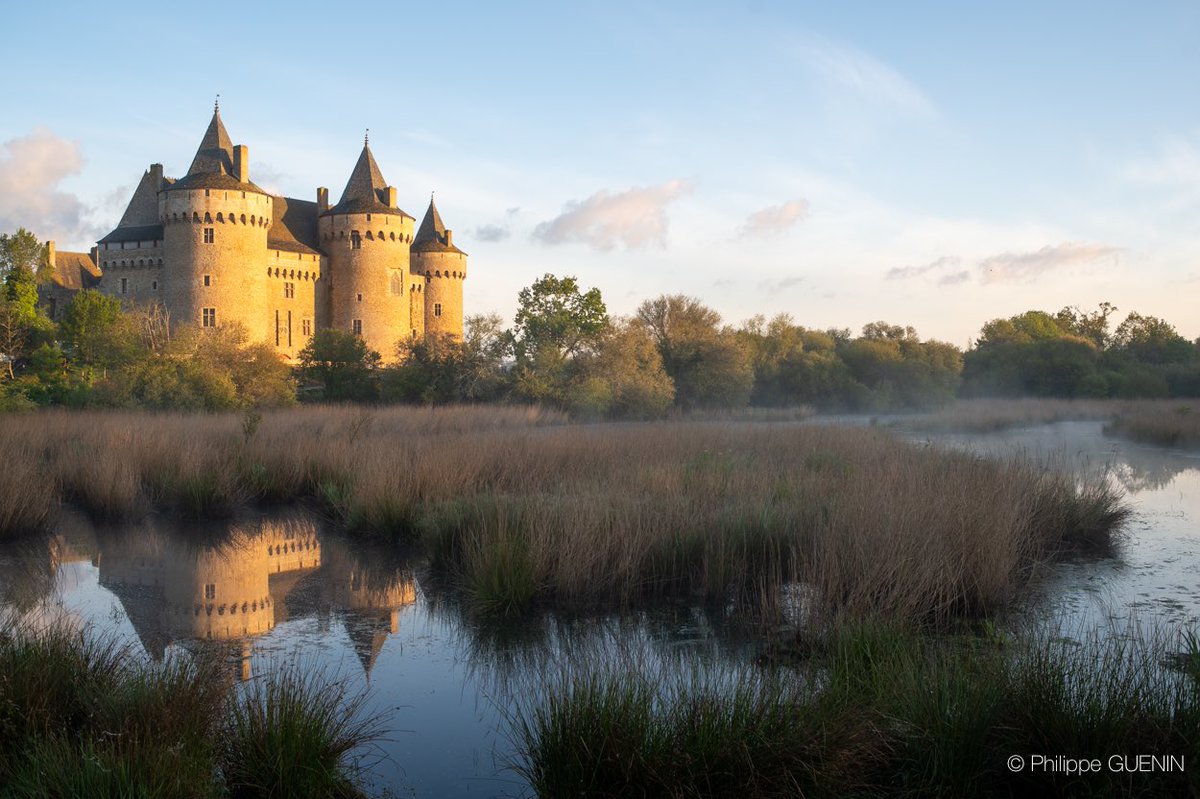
[168,106,266,193]
[411,197,466,254]
[326,143,410,218]
[187,108,235,177]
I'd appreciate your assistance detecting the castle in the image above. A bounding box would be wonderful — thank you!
[43,103,467,361]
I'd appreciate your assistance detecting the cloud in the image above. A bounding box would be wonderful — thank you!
[473,224,510,242]
[0,127,93,244]
[472,207,520,243]
[937,270,971,286]
[757,275,805,292]
[250,161,286,195]
[1120,133,1200,187]
[532,180,693,251]
[798,40,933,113]
[979,242,1121,284]
[886,255,961,280]
[738,199,809,239]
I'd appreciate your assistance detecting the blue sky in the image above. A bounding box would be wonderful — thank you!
[2,0,1197,344]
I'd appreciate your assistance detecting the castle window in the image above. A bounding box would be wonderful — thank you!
[120,278,128,294]
[287,310,292,348]
[205,189,210,197]
[356,293,363,302]
[434,303,442,318]
[352,319,362,336]
[351,231,361,249]
[202,308,216,328]
[302,318,312,337]
[390,272,403,296]
[203,227,214,244]
[152,281,158,291]
[205,583,216,600]
[284,282,295,299]
[366,214,371,222]
[203,274,211,287]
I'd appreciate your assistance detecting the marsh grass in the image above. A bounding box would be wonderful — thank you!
[222,665,386,799]
[514,621,1200,798]
[1104,403,1200,449]
[0,620,383,798]
[0,406,1128,627]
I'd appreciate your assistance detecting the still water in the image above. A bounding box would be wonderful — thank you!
[1,420,1197,797]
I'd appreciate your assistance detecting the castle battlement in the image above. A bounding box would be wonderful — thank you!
[50,105,467,362]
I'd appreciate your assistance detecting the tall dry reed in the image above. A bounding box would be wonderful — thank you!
[0,406,1126,626]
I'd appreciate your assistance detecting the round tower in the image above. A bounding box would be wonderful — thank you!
[160,104,273,342]
[319,138,414,362]
[411,196,467,341]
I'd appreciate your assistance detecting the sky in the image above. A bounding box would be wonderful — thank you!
[2,0,1197,346]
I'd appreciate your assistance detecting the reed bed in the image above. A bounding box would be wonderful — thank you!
[0,619,382,798]
[513,622,1200,798]
[0,405,1126,627]
[1104,403,1200,449]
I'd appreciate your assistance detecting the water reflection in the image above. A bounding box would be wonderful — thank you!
[9,511,418,682]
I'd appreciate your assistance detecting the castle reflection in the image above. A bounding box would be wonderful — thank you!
[80,512,416,679]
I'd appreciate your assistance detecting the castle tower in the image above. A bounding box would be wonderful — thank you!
[320,138,414,361]
[411,197,467,341]
[159,104,274,341]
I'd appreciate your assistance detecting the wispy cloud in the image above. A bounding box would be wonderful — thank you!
[1120,132,1200,187]
[738,199,809,239]
[0,127,93,244]
[979,242,1121,284]
[758,275,805,292]
[472,207,520,243]
[937,270,971,286]
[886,255,961,280]
[798,39,933,113]
[533,180,693,251]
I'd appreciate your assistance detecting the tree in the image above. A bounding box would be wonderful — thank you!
[510,274,607,405]
[0,230,54,380]
[568,318,674,419]
[1112,312,1196,365]
[388,314,510,405]
[58,289,133,377]
[637,295,752,410]
[297,330,382,402]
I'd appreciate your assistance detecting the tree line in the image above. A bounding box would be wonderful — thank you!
[3,228,1197,415]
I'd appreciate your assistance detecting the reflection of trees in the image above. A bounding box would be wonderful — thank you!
[0,536,58,613]
[447,601,783,707]
[1109,457,1196,494]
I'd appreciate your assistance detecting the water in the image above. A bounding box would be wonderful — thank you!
[1,420,1197,796]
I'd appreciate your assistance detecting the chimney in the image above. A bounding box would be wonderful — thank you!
[150,163,164,188]
[46,240,56,268]
[444,230,452,248]
[385,186,397,208]
[233,145,249,182]
[317,187,329,213]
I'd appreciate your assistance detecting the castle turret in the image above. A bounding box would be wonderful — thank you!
[411,196,467,341]
[319,137,414,361]
[160,103,273,341]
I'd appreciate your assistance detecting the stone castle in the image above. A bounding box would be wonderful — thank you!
[43,103,467,361]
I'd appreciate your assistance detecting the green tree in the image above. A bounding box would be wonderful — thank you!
[1112,312,1196,365]
[58,289,133,377]
[567,318,675,419]
[510,274,607,404]
[387,314,509,405]
[637,295,752,410]
[297,329,382,402]
[0,230,54,381]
